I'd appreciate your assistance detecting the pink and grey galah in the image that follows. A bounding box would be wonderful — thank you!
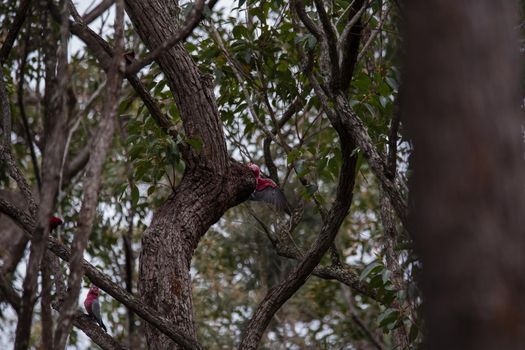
[248,163,291,215]
[84,286,107,332]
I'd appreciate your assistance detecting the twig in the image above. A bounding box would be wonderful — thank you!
[125,0,213,75]
[0,0,31,63]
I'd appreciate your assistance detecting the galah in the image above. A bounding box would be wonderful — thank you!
[48,216,63,231]
[84,286,107,332]
[248,163,291,215]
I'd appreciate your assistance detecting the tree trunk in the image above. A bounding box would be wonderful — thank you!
[123,1,255,347]
[404,1,525,349]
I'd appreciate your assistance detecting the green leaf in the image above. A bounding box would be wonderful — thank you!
[359,261,383,281]
[287,148,302,164]
[386,76,398,91]
[131,185,140,207]
[377,308,399,328]
[382,269,392,284]
[409,323,419,342]
[186,137,204,154]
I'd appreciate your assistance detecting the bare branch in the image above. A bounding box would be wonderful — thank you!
[339,0,368,54]
[14,2,72,347]
[334,92,408,225]
[125,0,211,75]
[0,0,31,63]
[313,0,340,87]
[0,144,37,216]
[17,32,42,189]
[59,13,181,143]
[82,0,114,24]
[239,140,358,349]
[53,0,125,347]
[291,0,322,40]
[339,0,367,91]
[73,312,127,350]
[40,256,54,350]
[0,68,12,147]
[0,272,21,312]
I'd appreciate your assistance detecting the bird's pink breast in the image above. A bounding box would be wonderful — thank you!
[256,178,278,191]
[84,295,96,313]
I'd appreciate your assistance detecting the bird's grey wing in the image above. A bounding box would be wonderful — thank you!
[251,187,291,214]
[91,299,101,319]
[91,299,107,331]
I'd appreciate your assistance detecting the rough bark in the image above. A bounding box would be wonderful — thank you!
[13,2,70,347]
[122,1,256,348]
[53,1,124,347]
[0,191,28,275]
[404,1,525,349]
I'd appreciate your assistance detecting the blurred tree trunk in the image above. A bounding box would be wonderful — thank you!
[404,1,525,349]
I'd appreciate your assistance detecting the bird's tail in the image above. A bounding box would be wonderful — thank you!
[97,318,107,332]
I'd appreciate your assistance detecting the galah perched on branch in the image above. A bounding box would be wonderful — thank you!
[248,163,291,215]
[84,286,107,332]
[48,216,63,231]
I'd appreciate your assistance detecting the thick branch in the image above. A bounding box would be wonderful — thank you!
[239,140,358,349]
[292,0,322,40]
[313,0,340,87]
[334,92,408,225]
[339,0,366,91]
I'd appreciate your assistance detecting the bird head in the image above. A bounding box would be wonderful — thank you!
[88,286,100,297]
[49,216,64,231]
[248,163,260,178]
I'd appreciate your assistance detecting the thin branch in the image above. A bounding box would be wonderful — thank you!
[351,312,385,350]
[82,0,114,24]
[356,3,391,62]
[125,0,211,75]
[17,31,42,189]
[0,68,12,147]
[313,0,340,87]
[292,0,322,40]
[59,14,181,144]
[340,0,367,91]
[239,139,358,349]
[334,91,408,225]
[0,144,37,216]
[0,0,31,63]
[53,0,125,347]
[0,272,21,312]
